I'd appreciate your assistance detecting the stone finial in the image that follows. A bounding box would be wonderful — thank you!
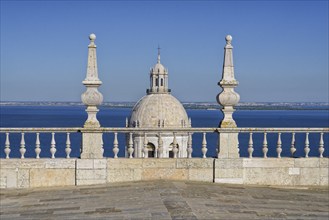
[89,33,96,41]
[225,35,232,45]
[81,33,103,128]
[88,33,96,46]
[216,35,240,128]
[83,33,101,83]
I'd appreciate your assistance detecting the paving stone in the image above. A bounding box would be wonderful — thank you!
[0,180,328,219]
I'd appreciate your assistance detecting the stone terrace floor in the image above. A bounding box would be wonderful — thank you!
[0,181,328,220]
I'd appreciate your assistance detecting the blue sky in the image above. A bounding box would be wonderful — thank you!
[1,0,328,102]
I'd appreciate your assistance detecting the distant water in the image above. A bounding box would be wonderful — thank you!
[0,106,328,158]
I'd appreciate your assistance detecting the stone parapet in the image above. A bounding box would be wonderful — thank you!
[0,159,76,188]
[76,159,107,185]
[0,158,328,189]
[214,158,329,186]
[107,158,214,183]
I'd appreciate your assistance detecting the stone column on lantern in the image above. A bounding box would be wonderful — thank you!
[80,33,104,159]
[216,35,240,158]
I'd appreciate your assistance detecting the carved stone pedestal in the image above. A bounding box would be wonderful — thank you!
[218,132,239,159]
[81,132,103,159]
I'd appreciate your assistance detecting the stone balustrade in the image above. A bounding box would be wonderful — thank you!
[0,127,328,188]
[1,128,81,159]
[1,127,328,159]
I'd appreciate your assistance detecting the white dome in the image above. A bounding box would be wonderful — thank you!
[151,63,167,75]
[130,93,189,128]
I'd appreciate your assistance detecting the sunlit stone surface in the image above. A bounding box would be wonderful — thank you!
[81,34,104,159]
[217,35,240,158]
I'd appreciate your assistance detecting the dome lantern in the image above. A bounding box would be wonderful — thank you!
[147,47,170,94]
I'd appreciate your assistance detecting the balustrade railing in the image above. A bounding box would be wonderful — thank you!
[235,128,328,158]
[0,128,81,159]
[0,127,328,159]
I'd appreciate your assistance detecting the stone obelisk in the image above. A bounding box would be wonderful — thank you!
[217,35,240,158]
[81,33,104,159]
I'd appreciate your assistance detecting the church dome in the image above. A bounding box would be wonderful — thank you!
[130,93,189,128]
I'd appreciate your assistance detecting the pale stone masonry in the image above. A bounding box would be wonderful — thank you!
[80,34,104,159]
[1,158,328,188]
[216,35,240,159]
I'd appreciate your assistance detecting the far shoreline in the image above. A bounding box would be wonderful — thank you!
[0,101,328,111]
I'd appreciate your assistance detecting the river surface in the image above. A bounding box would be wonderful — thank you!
[0,106,328,158]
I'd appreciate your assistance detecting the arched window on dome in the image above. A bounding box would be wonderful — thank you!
[161,78,163,86]
[156,78,159,86]
[146,143,155,158]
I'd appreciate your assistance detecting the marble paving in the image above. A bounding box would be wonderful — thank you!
[0,181,328,219]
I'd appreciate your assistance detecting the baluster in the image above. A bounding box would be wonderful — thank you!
[143,133,148,158]
[290,132,296,157]
[101,136,104,155]
[50,132,56,159]
[276,132,282,158]
[35,133,41,159]
[262,132,268,158]
[237,134,240,155]
[65,133,71,159]
[304,132,310,158]
[113,132,119,158]
[128,132,134,158]
[4,133,10,159]
[216,132,219,156]
[172,133,178,158]
[158,133,163,158]
[248,132,253,158]
[187,132,193,158]
[319,132,324,158]
[20,133,26,159]
[201,132,207,158]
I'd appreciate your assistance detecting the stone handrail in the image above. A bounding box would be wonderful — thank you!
[1,127,328,159]
[1,127,328,133]
[0,128,82,133]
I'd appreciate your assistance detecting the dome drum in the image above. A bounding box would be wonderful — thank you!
[125,134,189,158]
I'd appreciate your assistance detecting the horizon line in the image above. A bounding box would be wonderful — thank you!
[1,101,328,104]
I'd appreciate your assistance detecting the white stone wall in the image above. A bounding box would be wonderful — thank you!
[107,158,213,183]
[76,159,107,185]
[0,159,76,188]
[215,158,329,186]
[0,158,328,189]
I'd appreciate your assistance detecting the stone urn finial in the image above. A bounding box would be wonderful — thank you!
[216,35,240,128]
[81,33,103,128]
